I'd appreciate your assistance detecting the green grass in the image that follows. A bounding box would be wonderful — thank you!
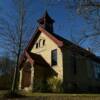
[18,91,100,97]
[17,92,100,100]
[1,90,100,100]
[13,92,100,100]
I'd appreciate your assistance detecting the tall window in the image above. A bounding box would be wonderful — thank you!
[94,63,100,79]
[71,54,77,74]
[51,49,57,66]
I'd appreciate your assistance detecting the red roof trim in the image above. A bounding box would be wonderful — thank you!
[39,27,64,47]
[25,51,34,64]
[26,28,41,51]
[19,50,52,69]
[26,26,64,52]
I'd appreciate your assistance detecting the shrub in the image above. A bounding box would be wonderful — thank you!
[47,77,63,93]
[33,80,49,92]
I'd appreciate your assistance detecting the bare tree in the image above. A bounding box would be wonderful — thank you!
[41,0,100,54]
[75,0,100,53]
[0,0,35,93]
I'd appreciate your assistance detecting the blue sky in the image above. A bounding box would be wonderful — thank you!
[0,0,99,56]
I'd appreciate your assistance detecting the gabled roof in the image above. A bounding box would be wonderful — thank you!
[19,50,50,69]
[19,50,58,76]
[25,26,100,63]
[25,26,64,52]
[19,25,100,69]
[52,33,100,63]
[19,26,65,69]
[27,51,50,66]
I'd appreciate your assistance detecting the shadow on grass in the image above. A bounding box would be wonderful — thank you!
[3,91,26,98]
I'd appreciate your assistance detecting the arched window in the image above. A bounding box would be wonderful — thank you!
[39,39,42,47]
[35,39,46,48]
[71,53,77,74]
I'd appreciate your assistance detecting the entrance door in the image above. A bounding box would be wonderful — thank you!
[21,62,31,89]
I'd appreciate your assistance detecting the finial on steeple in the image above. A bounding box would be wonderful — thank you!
[37,10,55,33]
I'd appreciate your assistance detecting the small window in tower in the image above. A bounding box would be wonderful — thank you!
[51,49,57,66]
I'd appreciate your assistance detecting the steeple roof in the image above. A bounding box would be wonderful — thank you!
[38,11,54,24]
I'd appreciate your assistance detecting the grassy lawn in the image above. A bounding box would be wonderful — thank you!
[18,92,100,100]
[0,90,100,99]
[20,92,100,97]
[14,92,100,100]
